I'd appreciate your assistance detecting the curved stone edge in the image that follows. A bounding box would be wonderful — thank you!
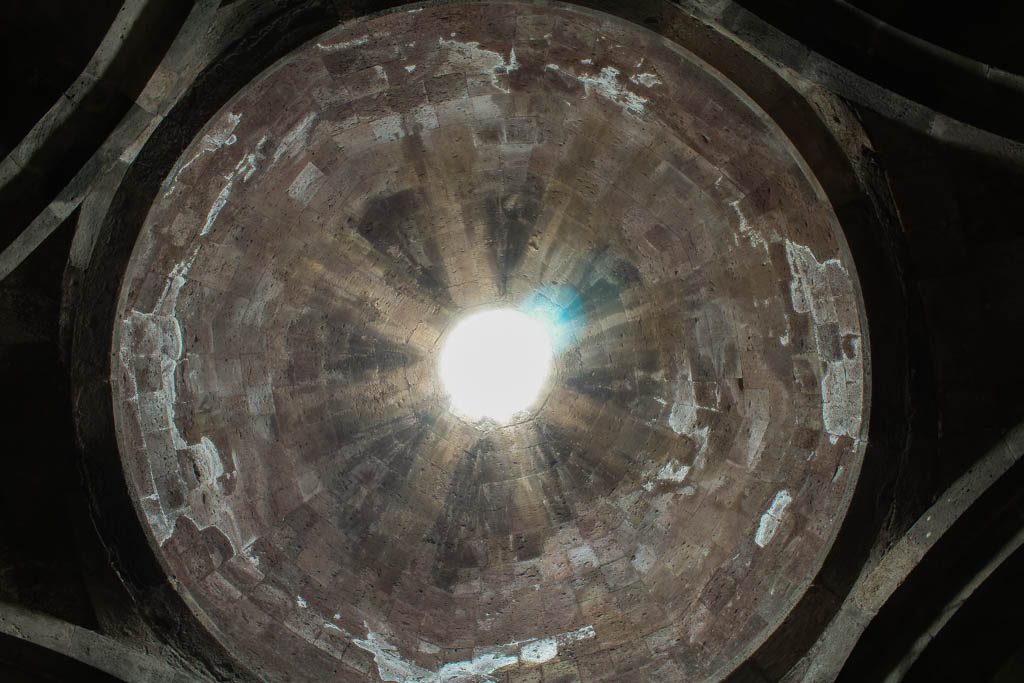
[882,506,1024,681]
[679,0,1024,165]
[0,0,196,272]
[785,420,1024,682]
[0,601,192,682]
[0,0,379,283]
[0,0,153,188]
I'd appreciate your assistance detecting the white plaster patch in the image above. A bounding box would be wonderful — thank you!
[520,638,557,664]
[631,543,657,574]
[786,240,843,322]
[729,199,767,251]
[287,161,325,202]
[354,627,517,682]
[371,114,405,142]
[821,346,862,440]
[120,248,197,444]
[201,181,232,237]
[657,460,690,483]
[667,361,709,457]
[755,489,792,548]
[629,72,662,88]
[785,239,863,440]
[438,38,517,93]
[163,112,241,197]
[200,134,267,236]
[273,112,317,164]
[564,624,596,642]
[237,136,266,182]
[316,36,370,51]
[191,436,224,484]
[517,626,595,666]
[241,542,262,574]
[545,63,648,114]
[120,247,245,553]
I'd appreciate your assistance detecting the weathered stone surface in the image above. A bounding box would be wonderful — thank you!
[111,3,868,681]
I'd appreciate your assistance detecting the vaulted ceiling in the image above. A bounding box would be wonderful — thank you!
[2,1,1023,682]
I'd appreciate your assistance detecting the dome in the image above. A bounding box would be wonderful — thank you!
[111,2,868,680]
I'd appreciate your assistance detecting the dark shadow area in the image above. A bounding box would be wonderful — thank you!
[858,108,1024,503]
[905,539,1024,682]
[0,0,193,253]
[849,0,1024,74]
[0,633,123,683]
[833,109,1024,681]
[0,0,122,157]
[839,452,1024,681]
[730,0,1024,141]
[0,210,96,628]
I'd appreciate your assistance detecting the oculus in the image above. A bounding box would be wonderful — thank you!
[439,308,553,422]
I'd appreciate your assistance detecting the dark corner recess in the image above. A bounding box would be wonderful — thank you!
[730,0,1024,143]
[0,0,193,254]
[0,633,123,683]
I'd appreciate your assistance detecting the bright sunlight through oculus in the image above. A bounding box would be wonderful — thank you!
[439,309,553,422]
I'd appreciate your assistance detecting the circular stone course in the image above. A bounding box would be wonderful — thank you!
[112,3,869,681]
